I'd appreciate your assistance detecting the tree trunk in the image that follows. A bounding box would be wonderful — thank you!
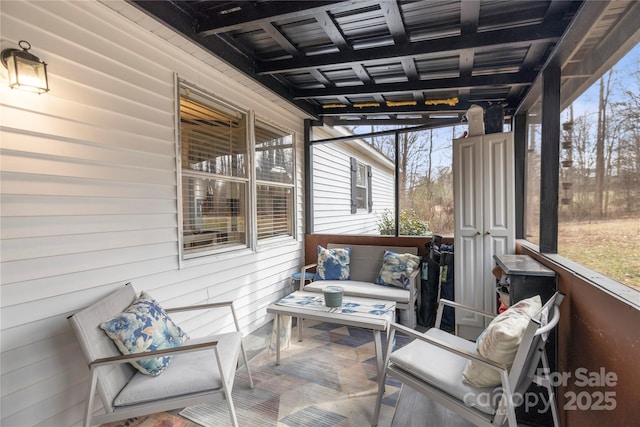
[595,76,608,218]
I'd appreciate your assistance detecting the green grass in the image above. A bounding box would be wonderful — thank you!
[558,218,640,291]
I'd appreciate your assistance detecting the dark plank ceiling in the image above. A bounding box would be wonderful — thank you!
[131,0,636,128]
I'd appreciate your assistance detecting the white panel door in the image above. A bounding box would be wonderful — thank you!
[453,136,485,333]
[482,133,515,317]
[454,132,515,338]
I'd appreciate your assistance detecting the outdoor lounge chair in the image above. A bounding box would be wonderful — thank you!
[373,292,564,427]
[68,283,253,427]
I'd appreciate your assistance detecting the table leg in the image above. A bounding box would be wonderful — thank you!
[276,314,281,365]
[298,317,303,341]
[373,330,384,381]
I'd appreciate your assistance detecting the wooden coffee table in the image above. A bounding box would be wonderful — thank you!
[266,290,396,380]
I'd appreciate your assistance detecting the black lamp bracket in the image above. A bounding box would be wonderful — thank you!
[1,40,40,67]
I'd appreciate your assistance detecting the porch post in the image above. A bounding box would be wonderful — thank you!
[394,130,400,237]
[540,65,561,253]
[304,119,314,234]
[513,113,527,240]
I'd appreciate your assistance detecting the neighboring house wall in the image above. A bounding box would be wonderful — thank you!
[0,1,308,426]
[312,127,394,235]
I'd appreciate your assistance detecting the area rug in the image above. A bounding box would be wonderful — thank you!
[180,320,408,427]
[100,412,190,427]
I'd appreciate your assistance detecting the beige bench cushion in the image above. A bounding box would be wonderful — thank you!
[305,280,409,303]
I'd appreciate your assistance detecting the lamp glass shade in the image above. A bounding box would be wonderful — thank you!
[6,51,49,94]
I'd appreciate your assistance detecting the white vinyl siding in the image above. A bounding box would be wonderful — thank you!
[312,129,394,235]
[0,1,306,426]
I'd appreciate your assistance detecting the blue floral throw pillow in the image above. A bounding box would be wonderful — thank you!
[317,245,351,280]
[375,251,421,289]
[100,291,188,376]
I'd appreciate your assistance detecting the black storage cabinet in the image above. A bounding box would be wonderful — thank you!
[493,254,557,427]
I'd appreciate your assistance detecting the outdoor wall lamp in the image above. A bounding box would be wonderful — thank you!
[1,40,49,94]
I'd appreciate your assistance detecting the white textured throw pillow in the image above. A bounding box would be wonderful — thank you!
[462,295,542,387]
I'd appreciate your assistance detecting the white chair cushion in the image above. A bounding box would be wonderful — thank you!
[305,280,409,303]
[389,328,498,415]
[462,295,542,387]
[114,332,241,406]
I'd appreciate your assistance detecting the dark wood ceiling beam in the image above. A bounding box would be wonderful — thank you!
[561,0,640,107]
[319,102,480,116]
[460,0,480,34]
[504,41,548,108]
[517,0,609,114]
[197,1,347,36]
[315,117,465,140]
[458,49,475,101]
[312,9,360,95]
[260,22,301,57]
[309,69,333,87]
[543,0,576,24]
[314,9,388,104]
[521,42,549,71]
[505,86,522,110]
[380,1,408,45]
[401,57,419,80]
[458,0,479,102]
[352,64,372,83]
[380,2,421,105]
[325,116,462,127]
[130,0,319,119]
[294,72,537,99]
[314,11,350,51]
[257,22,566,74]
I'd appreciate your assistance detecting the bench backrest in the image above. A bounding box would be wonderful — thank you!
[68,283,138,413]
[327,243,418,283]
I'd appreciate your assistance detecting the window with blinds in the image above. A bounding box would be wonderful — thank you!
[255,120,294,241]
[356,162,367,209]
[350,157,372,213]
[179,84,248,257]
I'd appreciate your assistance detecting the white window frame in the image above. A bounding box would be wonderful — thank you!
[176,78,296,264]
[254,118,296,245]
[350,157,372,214]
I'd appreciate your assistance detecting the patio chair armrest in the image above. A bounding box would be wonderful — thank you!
[301,264,317,289]
[165,301,244,334]
[165,301,234,314]
[435,298,496,330]
[302,263,317,274]
[437,298,496,319]
[90,338,220,369]
[390,322,507,373]
[408,269,420,318]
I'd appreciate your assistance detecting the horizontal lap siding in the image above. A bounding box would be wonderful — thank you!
[0,1,305,426]
[312,139,394,235]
